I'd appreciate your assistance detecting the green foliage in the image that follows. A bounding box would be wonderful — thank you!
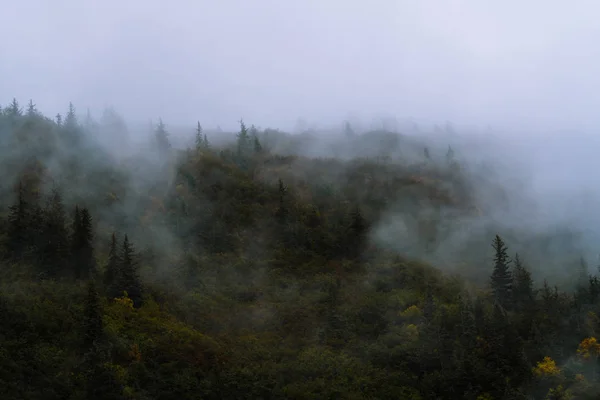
[3,99,600,398]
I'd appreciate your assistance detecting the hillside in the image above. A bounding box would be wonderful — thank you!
[1,99,600,399]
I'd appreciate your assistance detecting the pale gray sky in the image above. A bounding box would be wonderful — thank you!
[2,0,600,131]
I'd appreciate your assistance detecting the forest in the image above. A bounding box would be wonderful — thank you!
[1,97,600,400]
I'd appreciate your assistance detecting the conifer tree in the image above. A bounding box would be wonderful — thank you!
[38,188,70,277]
[578,256,590,289]
[82,280,103,349]
[55,113,62,126]
[65,102,78,128]
[237,119,251,156]
[6,182,30,261]
[118,235,143,308]
[104,233,121,297]
[71,206,96,279]
[490,235,512,309]
[424,146,430,160]
[195,121,204,151]
[6,98,21,117]
[26,99,37,117]
[155,118,171,153]
[512,253,533,309]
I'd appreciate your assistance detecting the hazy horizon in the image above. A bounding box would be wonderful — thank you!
[3,1,600,133]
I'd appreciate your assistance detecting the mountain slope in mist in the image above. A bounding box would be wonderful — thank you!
[1,99,600,399]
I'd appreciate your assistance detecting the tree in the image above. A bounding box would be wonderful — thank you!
[275,178,288,223]
[424,147,431,160]
[104,233,121,297]
[490,235,512,309]
[55,113,63,126]
[6,182,30,261]
[82,280,103,349]
[237,119,251,156]
[65,102,78,128]
[195,121,204,151]
[155,118,171,153]
[512,253,533,309]
[71,206,96,279]
[26,99,37,117]
[118,235,143,308]
[38,188,70,277]
[5,98,22,117]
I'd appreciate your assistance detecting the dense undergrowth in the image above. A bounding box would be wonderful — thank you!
[1,99,600,399]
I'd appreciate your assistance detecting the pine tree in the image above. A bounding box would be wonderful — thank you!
[155,118,171,153]
[104,233,121,297]
[26,99,37,117]
[195,121,204,151]
[424,146,431,160]
[82,280,103,349]
[119,235,143,308]
[512,253,533,309]
[38,188,70,277]
[6,182,30,261]
[578,256,589,289]
[55,113,62,126]
[72,206,96,279]
[65,102,78,128]
[490,235,512,309]
[6,98,21,117]
[237,119,251,156]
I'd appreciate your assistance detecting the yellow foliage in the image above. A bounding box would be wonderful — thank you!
[533,356,561,377]
[476,394,494,400]
[401,305,422,319]
[129,343,142,362]
[114,292,134,309]
[577,337,600,361]
[575,374,585,382]
[545,385,573,400]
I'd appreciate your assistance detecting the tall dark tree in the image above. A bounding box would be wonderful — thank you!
[118,235,143,308]
[512,253,533,309]
[82,280,103,349]
[5,182,30,261]
[55,113,62,126]
[237,119,251,156]
[38,188,70,277]
[104,233,121,298]
[71,206,96,279]
[490,235,512,309]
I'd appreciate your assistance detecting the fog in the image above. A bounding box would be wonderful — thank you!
[2,0,600,132]
[4,1,600,283]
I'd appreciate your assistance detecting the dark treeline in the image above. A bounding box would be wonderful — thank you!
[1,98,599,399]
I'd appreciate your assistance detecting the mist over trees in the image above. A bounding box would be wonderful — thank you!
[1,98,600,399]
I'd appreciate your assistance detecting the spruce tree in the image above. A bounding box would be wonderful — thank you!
[490,235,512,309]
[195,121,203,151]
[82,280,103,349]
[6,98,21,117]
[512,253,533,309]
[104,233,121,297]
[155,118,171,153]
[55,113,62,126]
[38,188,70,277]
[237,119,250,156]
[26,99,37,117]
[119,235,143,308]
[72,206,96,279]
[6,182,30,261]
[65,102,78,128]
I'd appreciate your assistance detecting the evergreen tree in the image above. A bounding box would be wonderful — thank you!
[578,256,590,289]
[490,235,512,309]
[55,113,62,126]
[195,121,204,151]
[155,118,171,153]
[82,280,103,349]
[6,98,21,117]
[424,146,430,160]
[446,145,455,164]
[237,119,251,156]
[344,121,355,138]
[118,235,143,308]
[64,102,78,128]
[6,182,30,261]
[71,206,96,279]
[104,233,121,297]
[38,188,70,277]
[26,99,37,117]
[512,253,533,308]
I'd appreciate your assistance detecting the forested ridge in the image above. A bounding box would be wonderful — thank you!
[1,98,599,400]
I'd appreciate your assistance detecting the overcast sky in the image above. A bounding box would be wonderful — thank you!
[2,0,600,132]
